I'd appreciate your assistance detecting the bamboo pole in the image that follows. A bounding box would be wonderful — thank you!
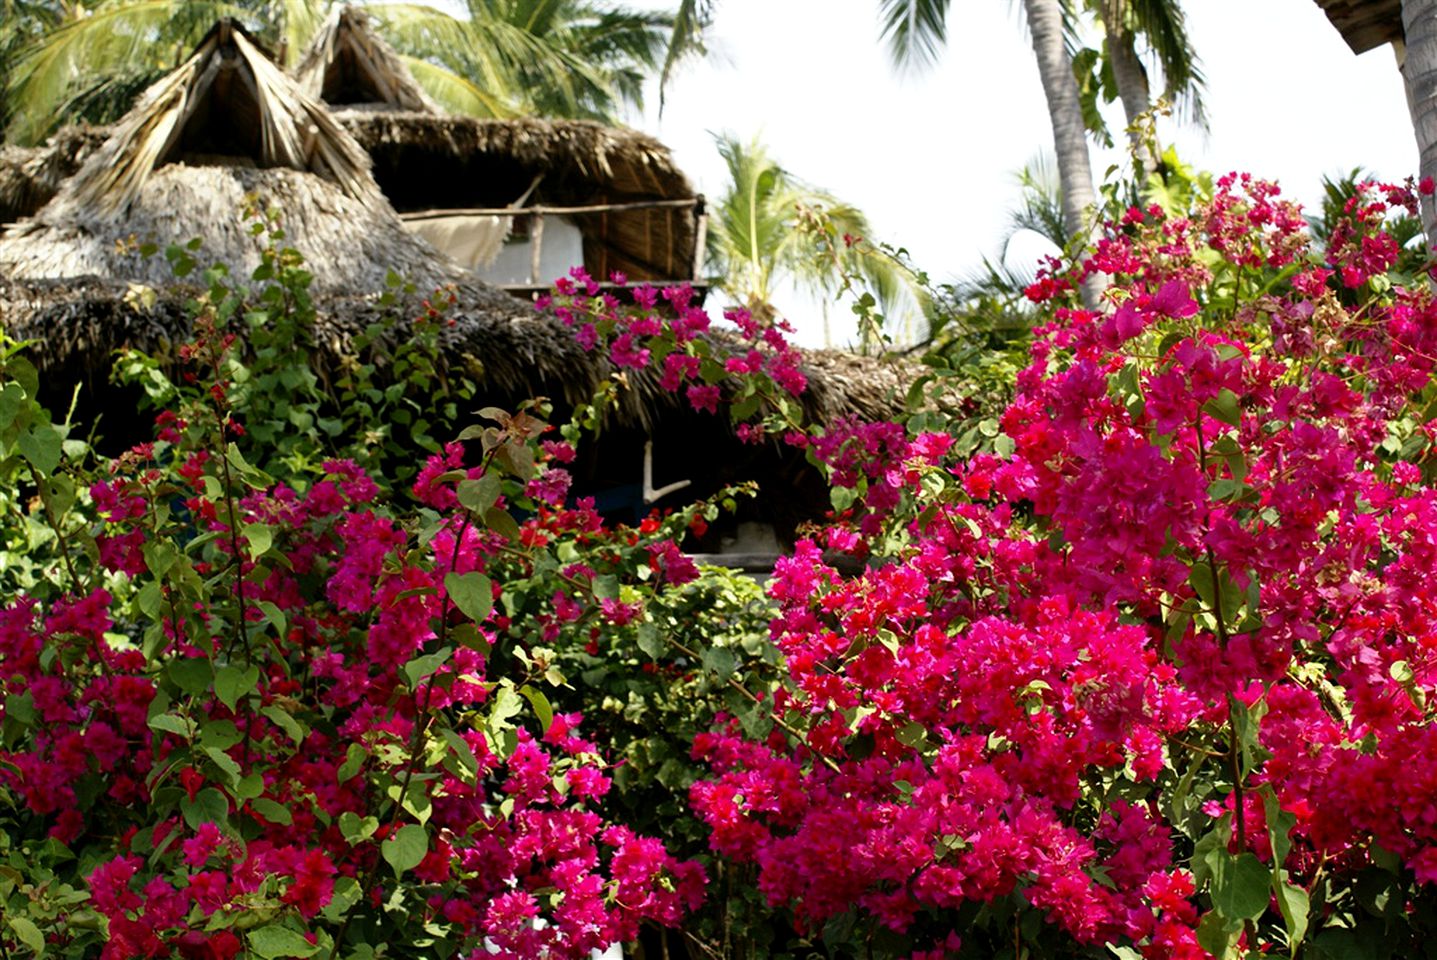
[399,197,702,221]
[529,213,544,285]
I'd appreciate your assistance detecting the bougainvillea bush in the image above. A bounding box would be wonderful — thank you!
[0,234,763,958]
[544,171,1437,958]
[6,164,1437,960]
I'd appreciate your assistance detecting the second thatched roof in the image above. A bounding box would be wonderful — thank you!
[1311,0,1403,54]
[293,5,441,114]
[340,111,701,285]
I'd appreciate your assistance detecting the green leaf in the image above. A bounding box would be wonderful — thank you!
[8,915,44,956]
[243,522,274,560]
[149,712,195,739]
[404,647,454,688]
[484,507,521,541]
[519,684,554,733]
[250,798,293,825]
[1207,850,1270,921]
[204,746,243,786]
[1195,910,1243,959]
[214,663,260,712]
[136,581,163,618]
[701,645,737,681]
[1275,881,1309,952]
[456,474,502,516]
[338,812,379,843]
[636,623,665,659]
[180,787,230,830]
[248,924,320,958]
[337,743,366,783]
[256,601,287,638]
[381,823,428,877]
[261,705,306,746]
[445,572,493,623]
[1203,388,1242,427]
[167,658,213,696]
[199,720,242,751]
[19,425,62,475]
[439,728,479,779]
[895,722,929,749]
[143,541,178,578]
[487,684,524,732]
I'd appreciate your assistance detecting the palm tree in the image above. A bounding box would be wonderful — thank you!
[1072,0,1205,174]
[1400,1,1437,241]
[367,0,679,120]
[2,0,683,145]
[2,0,326,144]
[706,133,926,348]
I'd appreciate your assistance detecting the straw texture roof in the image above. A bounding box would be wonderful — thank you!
[55,20,380,217]
[340,112,699,283]
[0,273,912,429]
[0,164,472,294]
[0,19,471,294]
[0,127,109,224]
[1311,0,1403,54]
[294,5,441,114]
[0,18,910,435]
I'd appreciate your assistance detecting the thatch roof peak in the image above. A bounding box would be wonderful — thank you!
[46,18,380,220]
[294,6,442,115]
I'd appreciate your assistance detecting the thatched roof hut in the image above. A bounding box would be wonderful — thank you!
[340,112,704,290]
[293,5,441,115]
[1312,0,1403,54]
[0,17,921,541]
[289,5,702,291]
[0,20,477,295]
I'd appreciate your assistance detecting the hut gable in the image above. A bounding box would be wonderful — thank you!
[294,6,440,114]
[0,20,477,295]
[46,19,380,220]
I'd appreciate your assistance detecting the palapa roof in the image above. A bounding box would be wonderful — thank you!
[1312,0,1403,54]
[0,20,471,295]
[293,5,441,115]
[0,18,910,437]
[339,112,701,284]
[0,127,109,225]
[0,274,914,431]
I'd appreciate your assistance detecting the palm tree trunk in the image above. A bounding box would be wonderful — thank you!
[1104,11,1159,175]
[1022,0,1104,306]
[1400,1,1437,243]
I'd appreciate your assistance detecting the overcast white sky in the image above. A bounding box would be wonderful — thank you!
[618,1,1417,346]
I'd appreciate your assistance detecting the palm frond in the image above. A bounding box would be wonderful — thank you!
[658,0,710,112]
[878,0,951,71]
[402,56,519,118]
[5,0,236,144]
[1124,0,1206,126]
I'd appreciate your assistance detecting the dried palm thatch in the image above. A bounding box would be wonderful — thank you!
[0,20,465,294]
[340,112,700,284]
[0,165,472,294]
[294,5,441,115]
[0,127,109,224]
[43,19,380,219]
[1311,0,1403,54]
